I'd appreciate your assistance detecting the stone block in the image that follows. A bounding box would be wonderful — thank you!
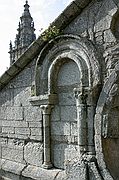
[7,139,24,150]
[22,165,61,180]
[14,87,31,106]
[8,134,29,140]
[61,105,77,122]
[30,135,42,141]
[2,147,23,163]
[24,142,43,166]
[2,120,28,128]
[24,106,42,122]
[30,128,42,136]
[15,128,30,135]
[2,127,14,134]
[2,160,26,175]
[29,122,42,127]
[51,122,70,136]
[6,107,23,120]
[51,105,60,122]
[59,92,76,106]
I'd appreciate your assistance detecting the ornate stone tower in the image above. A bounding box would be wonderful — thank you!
[9,0,36,65]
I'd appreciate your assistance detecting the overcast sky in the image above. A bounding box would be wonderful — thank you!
[0,0,72,76]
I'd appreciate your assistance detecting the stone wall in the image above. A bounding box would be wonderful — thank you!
[0,60,44,179]
[0,0,119,179]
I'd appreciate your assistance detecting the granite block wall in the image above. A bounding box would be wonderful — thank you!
[0,0,119,179]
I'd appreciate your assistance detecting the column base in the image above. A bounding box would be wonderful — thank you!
[42,162,53,169]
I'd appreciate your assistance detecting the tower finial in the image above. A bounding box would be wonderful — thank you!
[9,0,36,65]
[24,0,29,10]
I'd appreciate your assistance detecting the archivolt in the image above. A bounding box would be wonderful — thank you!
[35,34,101,95]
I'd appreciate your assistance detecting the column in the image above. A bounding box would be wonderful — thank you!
[40,105,53,169]
[74,88,88,155]
[87,90,95,155]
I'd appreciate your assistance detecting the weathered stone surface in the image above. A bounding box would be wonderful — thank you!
[1,0,119,179]
[88,162,102,180]
[60,106,77,122]
[1,160,26,175]
[52,144,78,169]
[28,122,42,128]
[2,121,28,130]
[24,142,43,166]
[24,106,42,122]
[2,127,14,134]
[51,105,60,122]
[15,128,30,135]
[58,61,80,86]
[66,157,87,180]
[6,107,23,120]
[13,87,31,106]
[59,92,76,106]
[51,122,70,136]
[2,147,24,163]
[71,122,78,136]
[22,165,62,180]
[30,128,42,136]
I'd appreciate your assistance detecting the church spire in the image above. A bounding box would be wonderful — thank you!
[9,1,36,66]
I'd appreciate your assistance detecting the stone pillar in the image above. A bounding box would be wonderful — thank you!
[40,105,53,169]
[87,90,96,155]
[74,88,88,155]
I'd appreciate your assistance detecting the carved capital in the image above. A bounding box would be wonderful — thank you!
[74,87,88,105]
[40,105,54,115]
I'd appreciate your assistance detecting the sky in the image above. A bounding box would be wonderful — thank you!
[0,0,72,76]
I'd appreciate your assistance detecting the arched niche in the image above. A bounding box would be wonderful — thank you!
[32,35,101,169]
[50,58,80,169]
[35,35,101,96]
[95,63,119,180]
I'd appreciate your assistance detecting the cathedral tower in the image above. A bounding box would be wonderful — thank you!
[9,1,36,65]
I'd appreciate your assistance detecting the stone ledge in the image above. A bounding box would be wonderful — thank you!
[22,165,65,180]
[0,158,26,175]
[29,94,58,106]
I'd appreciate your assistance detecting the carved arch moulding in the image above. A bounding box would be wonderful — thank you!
[29,35,102,169]
[95,62,119,180]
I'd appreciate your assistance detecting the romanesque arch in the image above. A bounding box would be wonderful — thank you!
[33,35,102,169]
